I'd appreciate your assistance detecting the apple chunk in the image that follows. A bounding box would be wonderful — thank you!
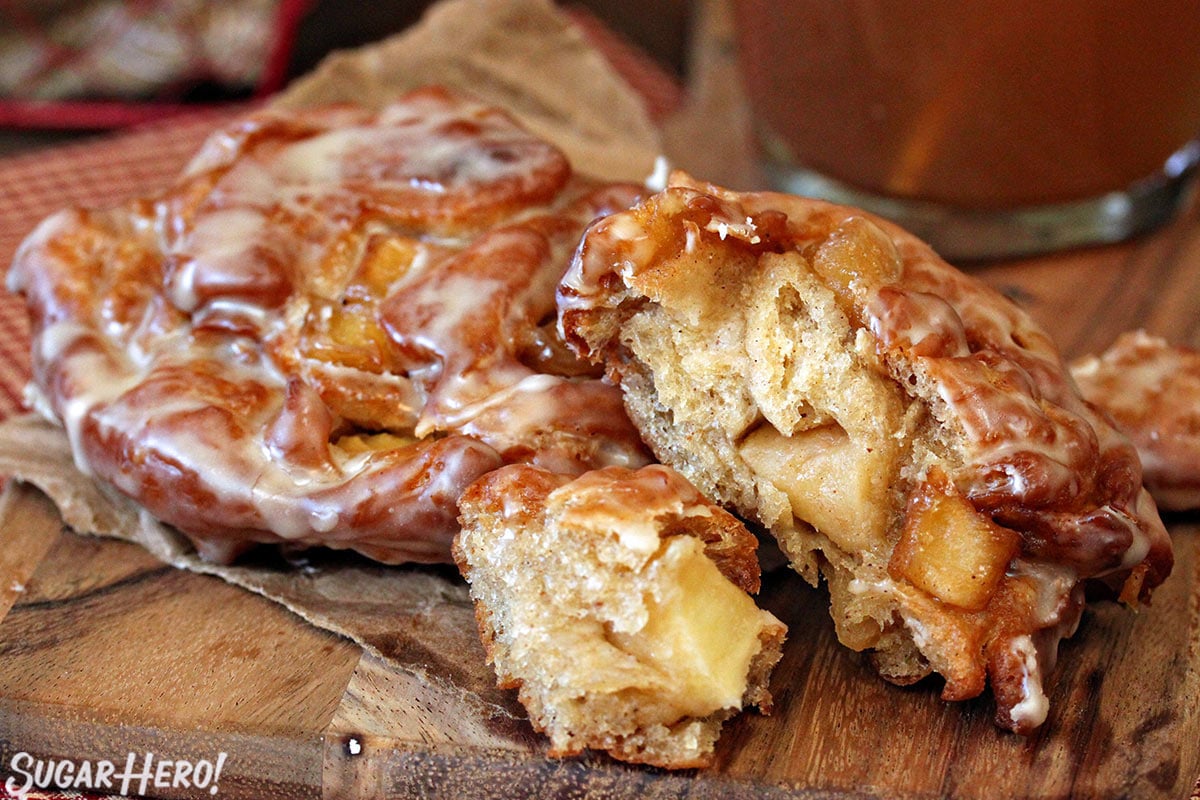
[739,423,890,553]
[610,535,776,718]
[889,473,1020,611]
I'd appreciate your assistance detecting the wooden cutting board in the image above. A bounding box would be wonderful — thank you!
[0,473,1198,800]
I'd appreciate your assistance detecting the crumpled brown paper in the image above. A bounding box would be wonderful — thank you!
[0,0,673,723]
[276,0,664,182]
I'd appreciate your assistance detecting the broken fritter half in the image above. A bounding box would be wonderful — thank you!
[558,172,1173,734]
[455,463,786,768]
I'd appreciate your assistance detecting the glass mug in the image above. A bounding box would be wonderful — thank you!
[732,1,1200,259]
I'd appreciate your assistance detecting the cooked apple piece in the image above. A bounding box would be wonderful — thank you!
[889,473,1020,611]
[739,423,890,553]
[808,216,902,310]
[305,303,392,371]
[608,534,773,717]
[356,234,420,296]
[335,431,415,454]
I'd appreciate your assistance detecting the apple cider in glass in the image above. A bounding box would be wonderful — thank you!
[733,0,1200,257]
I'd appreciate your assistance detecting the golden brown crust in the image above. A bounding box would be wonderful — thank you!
[1071,330,1200,511]
[558,171,1172,734]
[9,87,650,564]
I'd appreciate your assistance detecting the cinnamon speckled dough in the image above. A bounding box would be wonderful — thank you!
[558,172,1173,735]
[454,463,786,769]
[1071,330,1200,511]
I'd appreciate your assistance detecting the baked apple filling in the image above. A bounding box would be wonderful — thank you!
[889,469,1020,611]
[738,422,892,555]
[608,534,775,718]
